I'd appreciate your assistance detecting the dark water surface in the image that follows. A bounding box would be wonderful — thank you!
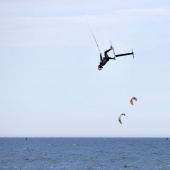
[0,138,169,169]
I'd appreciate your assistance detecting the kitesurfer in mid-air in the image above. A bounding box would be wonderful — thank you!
[98,45,134,70]
[98,46,115,70]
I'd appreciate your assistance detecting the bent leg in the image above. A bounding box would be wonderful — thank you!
[104,49,111,58]
[108,57,115,60]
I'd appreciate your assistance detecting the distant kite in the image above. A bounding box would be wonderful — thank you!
[130,97,137,105]
[118,113,126,124]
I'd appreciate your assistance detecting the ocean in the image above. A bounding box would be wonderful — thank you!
[0,138,169,170]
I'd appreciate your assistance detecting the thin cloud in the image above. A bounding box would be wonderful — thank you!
[1,7,169,48]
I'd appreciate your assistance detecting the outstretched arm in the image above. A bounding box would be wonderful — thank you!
[100,53,103,61]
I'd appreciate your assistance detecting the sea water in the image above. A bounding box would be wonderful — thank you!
[0,138,169,170]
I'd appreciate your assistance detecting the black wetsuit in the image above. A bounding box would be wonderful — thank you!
[99,49,114,67]
[99,48,134,68]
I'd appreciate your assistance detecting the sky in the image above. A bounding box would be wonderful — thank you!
[0,0,170,137]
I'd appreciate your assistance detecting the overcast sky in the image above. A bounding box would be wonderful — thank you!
[0,0,170,137]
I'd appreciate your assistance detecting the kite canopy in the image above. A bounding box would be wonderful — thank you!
[130,97,137,105]
[118,113,126,124]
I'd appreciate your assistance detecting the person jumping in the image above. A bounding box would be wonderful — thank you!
[98,46,134,71]
[98,46,115,70]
